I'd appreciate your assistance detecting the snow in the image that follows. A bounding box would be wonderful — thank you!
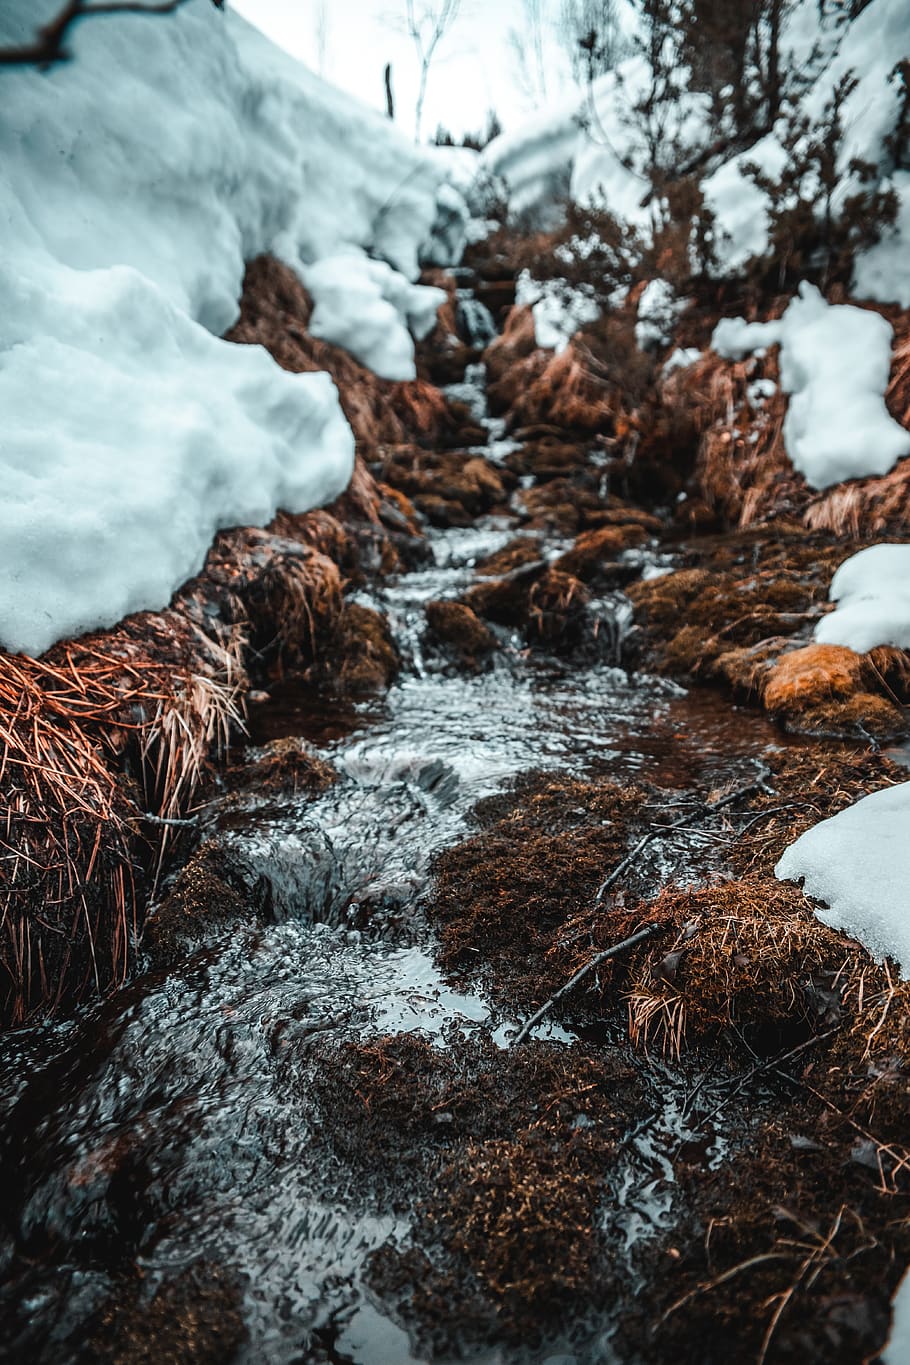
[775,781,910,976]
[515,271,600,353]
[814,545,910,653]
[480,90,582,226]
[712,283,910,489]
[304,252,447,381]
[635,279,684,352]
[885,1268,910,1365]
[855,171,910,310]
[663,347,702,375]
[483,0,910,306]
[0,0,467,655]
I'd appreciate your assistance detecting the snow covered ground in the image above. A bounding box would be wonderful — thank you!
[0,0,466,657]
[482,0,910,307]
[712,284,910,489]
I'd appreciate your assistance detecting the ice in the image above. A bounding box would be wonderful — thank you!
[775,781,910,976]
[0,0,466,655]
[712,282,910,488]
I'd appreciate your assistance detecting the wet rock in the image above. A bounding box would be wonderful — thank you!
[473,536,544,577]
[322,602,399,697]
[525,569,592,649]
[412,493,475,528]
[504,437,594,482]
[425,600,497,665]
[143,841,256,967]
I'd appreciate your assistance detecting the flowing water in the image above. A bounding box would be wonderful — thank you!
[0,307,796,1365]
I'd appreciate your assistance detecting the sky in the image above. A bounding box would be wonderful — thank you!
[229,0,581,139]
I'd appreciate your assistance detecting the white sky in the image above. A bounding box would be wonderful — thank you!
[229,0,578,138]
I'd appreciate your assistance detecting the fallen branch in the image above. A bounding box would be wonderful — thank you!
[513,922,664,1045]
[594,763,772,904]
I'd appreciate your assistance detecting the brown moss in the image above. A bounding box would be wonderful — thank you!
[143,842,252,968]
[375,445,512,521]
[320,602,399,697]
[85,1261,247,1365]
[425,600,497,664]
[623,878,864,1057]
[763,645,870,714]
[554,523,650,581]
[230,738,339,798]
[421,1131,600,1316]
[429,773,648,1013]
[525,569,591,649]
[474,537,544,577]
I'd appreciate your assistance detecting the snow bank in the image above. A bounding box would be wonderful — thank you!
[814,544,910,652]
[712,283,910,488]
[480,91,582,226]
[0,0,466,655]
[775,781,910,976]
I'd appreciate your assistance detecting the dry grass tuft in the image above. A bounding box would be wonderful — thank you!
[0,610,246,1023]
[624,878,859,1057]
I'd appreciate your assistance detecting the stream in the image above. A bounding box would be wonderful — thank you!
[0,298,803,1365]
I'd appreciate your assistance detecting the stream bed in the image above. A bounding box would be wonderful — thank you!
[0,506,801,1364]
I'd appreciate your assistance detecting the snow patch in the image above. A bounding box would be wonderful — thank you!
[776,781,910,976]
[304,252,447,382]
[515,271,600,353]
[712,283,910,489]
[814,545,910,653]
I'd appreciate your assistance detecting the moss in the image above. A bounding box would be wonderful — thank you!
[554,522,650,581]
[229,738,338,798]
[425,600,497,664]
[84,1261,247,1365]
[429,773,648,1014]
[474,537,543,577]
[321,602,399,697]
[143,842,253,968]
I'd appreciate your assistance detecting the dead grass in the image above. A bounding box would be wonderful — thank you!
[0,608,246,1023]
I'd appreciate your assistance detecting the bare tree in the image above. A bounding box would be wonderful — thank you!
[557,0,625,85]
[404,0,461,142]
[0,0,217,67]
[314,0,331,77]
[509,0,551,108]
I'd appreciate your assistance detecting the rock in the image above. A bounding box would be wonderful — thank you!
[425,600,497,664]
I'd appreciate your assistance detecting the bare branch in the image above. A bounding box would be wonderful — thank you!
[0,0,207,69]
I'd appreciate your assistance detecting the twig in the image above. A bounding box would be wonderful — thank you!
[0,0,199,68]
[513,922,664,1045]
[594,763,772,904]
[140,811,199,829]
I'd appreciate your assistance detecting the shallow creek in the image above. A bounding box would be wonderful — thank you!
[0,508,799,1364]
[0,322,813,1363]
